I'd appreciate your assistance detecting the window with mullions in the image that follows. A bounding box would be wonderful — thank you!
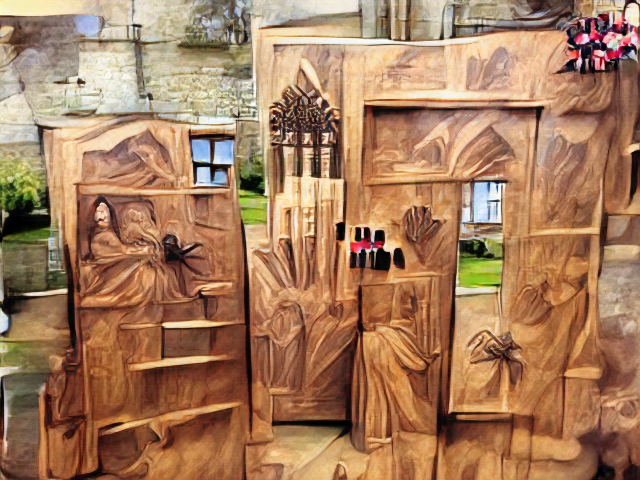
[190,137,234,187]
[462,181,504,224]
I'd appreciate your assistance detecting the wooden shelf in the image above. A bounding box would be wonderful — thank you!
[155,297,199,305]
[99,401,243,436]
[454,413,512,422]
[163,320,243,329]
[120,320,243,330]
[195,281,234,296]
[128,354,237,371]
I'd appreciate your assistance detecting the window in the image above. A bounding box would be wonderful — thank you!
[190,137,234,187]
[462,181,504,224]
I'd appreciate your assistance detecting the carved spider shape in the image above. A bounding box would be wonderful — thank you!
[162,234,204,275]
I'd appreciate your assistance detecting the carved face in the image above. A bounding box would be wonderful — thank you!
[94,202,111,228]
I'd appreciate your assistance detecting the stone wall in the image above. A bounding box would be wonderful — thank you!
[142,42,255,118]
[0,0,258,123]
[135,0,193,41]
[78,41,142,114]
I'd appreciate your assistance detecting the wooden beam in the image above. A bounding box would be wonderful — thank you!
[78,185,232,196]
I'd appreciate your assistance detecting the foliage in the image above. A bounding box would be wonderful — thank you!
[460,239,488,258]
[0,161,44,216]
[239,152,264,193]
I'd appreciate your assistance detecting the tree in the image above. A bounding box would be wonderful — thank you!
[0,160,45,312]
[238,150,264,193]
[0,160,43,221]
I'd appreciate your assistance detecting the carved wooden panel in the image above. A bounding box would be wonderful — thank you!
[363,46,447,97]
[363,108,536,188]
[346,181,460,475]
[83,130,178,187]
[44,120,248,480]
[532,114,615,230]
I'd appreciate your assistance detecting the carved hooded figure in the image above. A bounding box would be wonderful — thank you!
[352,282,440,454]
[509,255,590,425]
[81,201,183,308]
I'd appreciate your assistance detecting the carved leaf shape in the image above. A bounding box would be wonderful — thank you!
[403,206,443,264]
[403,206,441,244]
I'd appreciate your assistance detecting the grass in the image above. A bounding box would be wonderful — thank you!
[458,253,503,288]
[0,340,65,372]
[239,189,267,225]
[3,226,50,243]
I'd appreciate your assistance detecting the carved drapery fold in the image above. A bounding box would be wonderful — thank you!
[539,135,592,227]
[83,130,178,187]
[353,281,441,454]
[369,109,518,181]
[251,242,357,396]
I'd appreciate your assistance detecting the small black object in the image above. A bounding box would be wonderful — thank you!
[354,227,362,242]
[374,230,385,244]
[357,249,367,268]
[336,222,346,241]
[350,252,357,269]
[374,250,391,271]
[162,234,203,275]
[369,251,376,269]
[393,248,405,269]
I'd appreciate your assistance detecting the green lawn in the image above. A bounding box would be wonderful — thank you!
[239,189,267,225]
[458,253,502,288]
[3,226,50,243]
